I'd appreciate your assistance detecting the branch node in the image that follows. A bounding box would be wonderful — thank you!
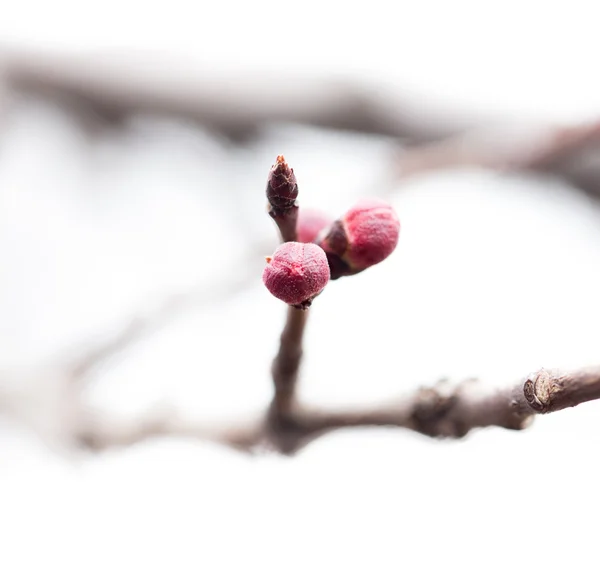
[524,369,555,413]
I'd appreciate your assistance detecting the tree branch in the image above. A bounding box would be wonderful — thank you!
[76,405,263,453]
[264,307,309,453]
[269,307,308,414]
[276,366,600,453]
[395,120,600,197]
[79,366,600,455]
[5,52,600,197]
[0,51,472,143]
[517,366,600,414]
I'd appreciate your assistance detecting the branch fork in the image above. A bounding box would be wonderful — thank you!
[68,156,600,456]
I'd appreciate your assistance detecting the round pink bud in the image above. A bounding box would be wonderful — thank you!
[263,242,330,308]
[342,199,400,270]
[297,208,333,244]
[317,199,400,278]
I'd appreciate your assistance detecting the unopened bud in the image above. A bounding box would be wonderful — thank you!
[297,208,333,243]
[266,155,298,212]
[318,199,399,278]
[263,242,330,308]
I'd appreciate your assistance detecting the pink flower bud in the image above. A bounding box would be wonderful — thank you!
[318,199,400,278]
[342,199,400,270]
[266,155,298,212]
[263,242,330,308]
[297,208,333,244]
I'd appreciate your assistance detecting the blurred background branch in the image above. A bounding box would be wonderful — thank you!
[0,51,472,142]
[3,50,600,200]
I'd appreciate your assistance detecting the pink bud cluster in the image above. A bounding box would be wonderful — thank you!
[263,155,400,306]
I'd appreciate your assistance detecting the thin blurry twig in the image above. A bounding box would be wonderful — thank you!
[395,120,600,196]
[4,51,600,198]
[0,51,473,142]
[77,405,263,453]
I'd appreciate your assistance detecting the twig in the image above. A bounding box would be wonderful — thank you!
[5,51,600,198]
[80,366,600,455]
[517,366,600,414]
[262,153,310,450]
[395,120,600,197]
[269,308,308,414]
[278,366,600,453]
[265,307,309,453]
[0,50,471,142]
[6,52,600,197]
[269,207,299,244]
[76,405,263,453]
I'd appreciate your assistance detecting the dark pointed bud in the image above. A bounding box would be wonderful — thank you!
[263,242,330,308]
[266,155,298,213]
[317,199,400,279]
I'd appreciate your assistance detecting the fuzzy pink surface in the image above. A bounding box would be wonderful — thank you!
[342,199,400,269]
[263,242,330,305]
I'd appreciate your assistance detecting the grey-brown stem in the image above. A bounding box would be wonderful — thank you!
[5,53,600,197]
[270,366,600,453]
[263,307,310,453]
[269,205,298,244]
[5,52,600,198]
[0,51,469,143]
[515,366,600,414]
[79,366,600,455]
[395,120,600,197]
[270,307,308,414]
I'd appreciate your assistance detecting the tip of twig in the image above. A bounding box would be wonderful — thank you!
[276,154,286,164]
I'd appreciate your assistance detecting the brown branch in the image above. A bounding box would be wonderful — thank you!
[395,120,600,197]
[265,307,309,453]
[0,50,472,143]
[269,207,299,244]
[5,52,600,197]
[517,366,600,414]
[262,152,309,450]
[5,51,600,198]
[276,366,600,453]
[269,307,308,414]
[80,366,600,455]
[76,405,263,453]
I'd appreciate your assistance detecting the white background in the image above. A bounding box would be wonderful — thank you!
[1,2,600,562]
